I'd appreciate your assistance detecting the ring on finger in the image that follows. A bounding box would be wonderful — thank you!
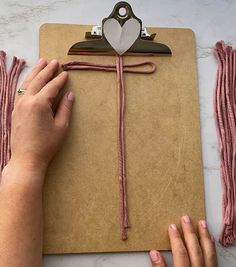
[16,88,27,95]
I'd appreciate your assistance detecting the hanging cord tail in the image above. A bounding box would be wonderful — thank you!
[62,56,156,241]
[116,54,129,240]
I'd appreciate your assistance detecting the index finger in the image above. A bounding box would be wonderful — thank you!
[168,224,190,267]
[181,215,204,267]
[27,59,59,95]
[198,220,217,267]
[39,71,68,101]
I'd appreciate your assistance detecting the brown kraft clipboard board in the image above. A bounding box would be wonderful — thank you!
[39,23,205,254]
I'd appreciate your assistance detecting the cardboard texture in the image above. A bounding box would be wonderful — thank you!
[40,23,205,254]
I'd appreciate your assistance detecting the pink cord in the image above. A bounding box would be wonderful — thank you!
[62,55,156,240]
[0,51,25,172]
[214,41,236,246]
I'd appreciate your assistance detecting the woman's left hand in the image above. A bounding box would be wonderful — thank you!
[0,59,75,267]
[8,58,75,177]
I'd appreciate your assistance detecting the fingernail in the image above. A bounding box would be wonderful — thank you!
[50,59,58,65]
[149,250,160,262]
[200,220,207,229]
[182,215,190,224]
[67,91,75,101]
[170,224,177,230]
[38,58,44,63]
[61,71,68,77]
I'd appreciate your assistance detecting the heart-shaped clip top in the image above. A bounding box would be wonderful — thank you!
[102,1,142,55]
[103,18,140,55]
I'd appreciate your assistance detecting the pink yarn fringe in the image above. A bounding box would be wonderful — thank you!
[0,51,25,171]
[214,41,236,246]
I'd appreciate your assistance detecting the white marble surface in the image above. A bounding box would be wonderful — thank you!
[0,0,236,266]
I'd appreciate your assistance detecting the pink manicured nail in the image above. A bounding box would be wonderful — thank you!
[170,224,177,230]
[182,215,190,224]
[200,220,207,229]
[149,250,160,262]
[67,92,75,101]
[50,59,58,65]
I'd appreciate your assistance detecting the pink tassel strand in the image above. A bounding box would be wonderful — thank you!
[62,55,156,240]
[0,51,25,171]
[214,41,236,246]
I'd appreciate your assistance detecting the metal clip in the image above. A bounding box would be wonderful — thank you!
[68,1,171,55]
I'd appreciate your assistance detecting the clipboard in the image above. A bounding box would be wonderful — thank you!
[40,10,205,254]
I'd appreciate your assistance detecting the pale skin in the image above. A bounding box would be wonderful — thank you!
[0,59,218,267]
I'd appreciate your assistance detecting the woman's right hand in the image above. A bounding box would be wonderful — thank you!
[149,216,217,267]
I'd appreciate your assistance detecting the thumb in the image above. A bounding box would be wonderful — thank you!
[55,91,75,127]
[149,250,167,267]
